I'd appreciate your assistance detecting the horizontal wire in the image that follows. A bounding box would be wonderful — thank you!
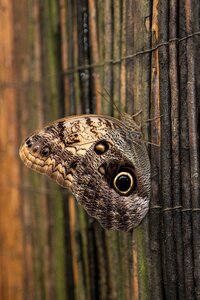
[63,31,200,74]
[150,206,200,212]
[0,31,200,89]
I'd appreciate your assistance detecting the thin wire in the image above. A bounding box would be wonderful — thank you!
[63,31,200,74]
[0,31,200,89]
[150,206,200,212]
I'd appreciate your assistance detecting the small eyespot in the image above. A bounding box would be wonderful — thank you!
[98,166,106,175]
[26,139,33,148]
[94,140,110,155]
[113,171,136,196]
[71,161,78,169]
[41,147,50,157]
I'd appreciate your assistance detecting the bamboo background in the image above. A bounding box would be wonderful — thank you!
[0,0,199,299]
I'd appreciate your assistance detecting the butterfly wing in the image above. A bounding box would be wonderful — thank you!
[19,114,150,231]
[72,128,150,231]
[19,115,121,188]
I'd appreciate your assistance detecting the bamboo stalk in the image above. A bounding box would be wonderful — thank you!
[76,0,91,113]
[113,0,121,117]
[88,0,101,114]
[0,2,24,298]
[127,0,152,298]
[33,2,67,299]
[179,2,194,298]
[73,0,81,114]
[59,0,71,114]
[96,1,105,110]
[126,0,134,114]
[158,0,178,298]
[103,0,113,115]
[169,0,184,298]
[149,0,163,298]
[185,1,200,298]
[120,0,126,111]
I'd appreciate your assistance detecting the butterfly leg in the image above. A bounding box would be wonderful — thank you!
[144,114,163,123]
[130,110,143,131]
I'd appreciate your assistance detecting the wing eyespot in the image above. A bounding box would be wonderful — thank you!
[94,140,110,155]
[26,139,33,148]
[41,147,51,157]
[113,171,136,196]
[71,161,78,169]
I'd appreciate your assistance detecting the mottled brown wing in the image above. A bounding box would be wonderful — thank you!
[19,115,121,188]
[72,128,151,232]
[19,114,150,231]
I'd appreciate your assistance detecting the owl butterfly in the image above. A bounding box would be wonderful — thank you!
[19,113,150,232]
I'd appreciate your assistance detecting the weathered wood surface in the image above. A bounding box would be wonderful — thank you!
[0,0,199,299]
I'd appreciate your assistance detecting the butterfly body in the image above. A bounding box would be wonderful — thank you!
[19,114,150,231]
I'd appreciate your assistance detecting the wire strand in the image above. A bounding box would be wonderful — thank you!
[0,31,200,89]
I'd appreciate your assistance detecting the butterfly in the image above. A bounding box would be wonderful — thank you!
[19,113,150,232]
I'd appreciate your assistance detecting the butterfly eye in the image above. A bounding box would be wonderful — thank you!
[41,147,50,157]
[113,171,136,196]
[94,140,109,155]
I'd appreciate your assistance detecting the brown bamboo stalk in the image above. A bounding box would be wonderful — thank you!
[149,0,163,298]
[73,0,81,115]
[88,0,101,114]
[126,0,134,114]
[76,0,91,113]
[120,0,126,111]
[96,1,105,110]
[158,0,178,298]
[169,0,184,298]
[179,3,194,298]
[0,1,28,299]
[59,0,71,114]
[21,1,45,296]
[185,0,200,297]
[113,0,121,117]
[66,0,76,115]
[103,0,113,115]
[127,0,152,298]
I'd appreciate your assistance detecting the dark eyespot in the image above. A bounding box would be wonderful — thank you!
[71,161,78,169]
[113,171,136,196]
[94,140,110,155]
[26,139,33,148]
[41,147,50,157]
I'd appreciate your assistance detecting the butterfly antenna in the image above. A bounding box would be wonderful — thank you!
[103,88,123,117]
[98,88,124,119]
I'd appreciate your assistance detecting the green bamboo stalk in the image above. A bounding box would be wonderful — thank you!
[16,1,48,299]
[36,1,67,299]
